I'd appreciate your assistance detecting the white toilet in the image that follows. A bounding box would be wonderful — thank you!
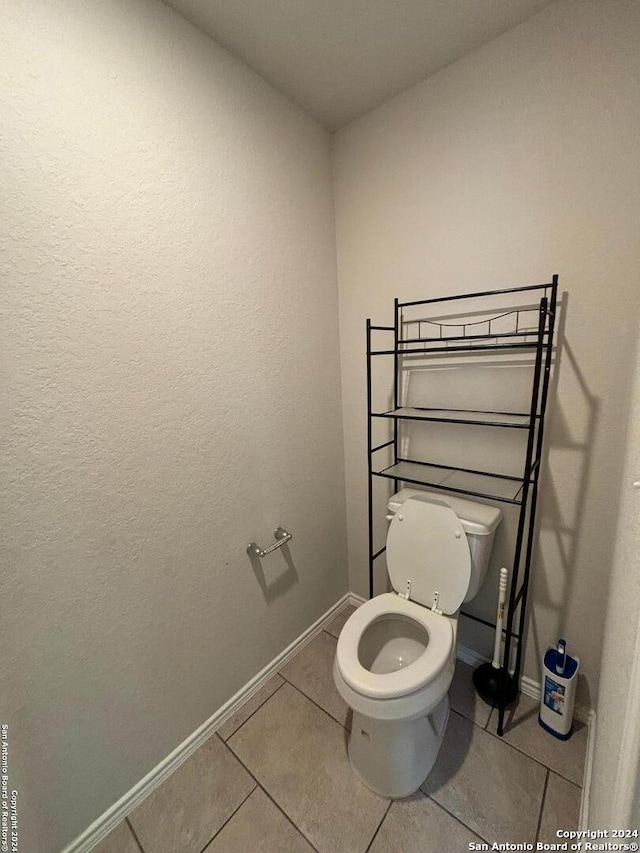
[333,488,501,798]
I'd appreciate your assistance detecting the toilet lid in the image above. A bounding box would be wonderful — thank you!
[386,495,471,614]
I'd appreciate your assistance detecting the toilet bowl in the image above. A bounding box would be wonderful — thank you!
[334,593,454,720]
[334,489,501,797]
[333,592,456,797]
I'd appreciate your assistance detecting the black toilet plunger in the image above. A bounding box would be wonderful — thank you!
[473,567,518,706]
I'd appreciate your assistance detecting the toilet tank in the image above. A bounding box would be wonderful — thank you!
[386,488,502,603]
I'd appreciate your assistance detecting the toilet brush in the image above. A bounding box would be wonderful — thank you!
[473,567,518,706]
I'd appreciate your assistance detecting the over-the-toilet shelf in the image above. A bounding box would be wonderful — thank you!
[365,277,558,737]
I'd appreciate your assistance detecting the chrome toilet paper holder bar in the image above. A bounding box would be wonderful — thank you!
[247,527,292,558]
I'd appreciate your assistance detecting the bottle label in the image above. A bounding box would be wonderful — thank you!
[543,675,565,716]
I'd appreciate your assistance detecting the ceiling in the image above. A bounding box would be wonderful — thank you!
[164,0,557,131]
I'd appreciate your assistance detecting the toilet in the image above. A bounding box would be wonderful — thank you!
[333,488,501,797]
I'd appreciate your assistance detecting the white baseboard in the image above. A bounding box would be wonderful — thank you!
[579,707,596,829]
[455,643,489,669]
[62,592,354,853]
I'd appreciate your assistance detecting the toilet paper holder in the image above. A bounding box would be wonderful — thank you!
[247,527,292,558]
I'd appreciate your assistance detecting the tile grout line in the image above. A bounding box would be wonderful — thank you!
[221,672,381,853]
[223,736,321,853]
[219,667,348,852]
[429,710,554,844]
[423,791,493,845]
[197,784,257,853]
[279,674,351,732]
[124,817,146,853]
[450,706,491,733]
[469,703,585,788]
[363,800,392,853]
[449,704,493,734]
[322,627,341,641]
[219,678,287,742]
[481,716,584,788]
[123,747,256,853]
[238,650,395,852]
[119,679,292,853]
[254,627,349,732]
[535,769,550,846]
[257,783,322,853]
[544,768,582,791]
[482,702,496,730]
[452,661,495,732]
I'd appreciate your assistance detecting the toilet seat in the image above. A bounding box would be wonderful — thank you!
[386,494,471,613]
[336,593,453,700]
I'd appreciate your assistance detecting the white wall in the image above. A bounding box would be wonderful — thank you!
[0,2,346,850]
[589,332,640,827]
[333,0,640,702]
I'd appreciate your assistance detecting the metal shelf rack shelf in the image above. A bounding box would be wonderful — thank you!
[365,276,558,737]
[372,407,532,428]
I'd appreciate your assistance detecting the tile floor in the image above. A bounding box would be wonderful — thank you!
[94,604,586,853]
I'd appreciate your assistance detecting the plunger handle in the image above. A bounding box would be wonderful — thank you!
[492,568,509,670]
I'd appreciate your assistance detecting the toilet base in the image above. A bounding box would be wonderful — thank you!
[348,694,450,798]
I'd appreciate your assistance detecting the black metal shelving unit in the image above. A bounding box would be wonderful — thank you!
[365,277,558,736]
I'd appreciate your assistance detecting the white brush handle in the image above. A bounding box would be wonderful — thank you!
[492,568,509,670]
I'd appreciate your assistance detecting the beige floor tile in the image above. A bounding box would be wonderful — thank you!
[129,736,255,853]
[488,694,587,785]
[204,787,314,853]
[92,820,141,853]
[449,660,493,727]
[279,630,350,728]
[324,604,357,639]
[228,683,389,853]
[369,792,483,853]
[422,711,546,842]
[538,772,582,843]
[218,674,285,741]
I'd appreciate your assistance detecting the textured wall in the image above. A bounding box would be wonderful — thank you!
[333,0,640,703]
[0,1,346,850]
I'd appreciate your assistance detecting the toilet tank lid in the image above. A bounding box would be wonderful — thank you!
[387,488,502,535]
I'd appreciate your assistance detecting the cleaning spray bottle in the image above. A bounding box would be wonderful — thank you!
[539,638,579,740]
